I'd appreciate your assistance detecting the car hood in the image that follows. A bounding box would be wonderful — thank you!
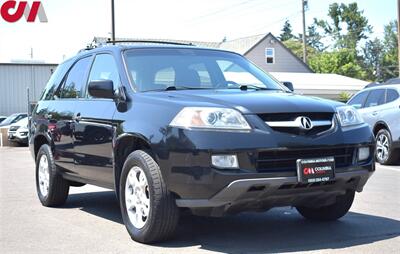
[145,90,343,114]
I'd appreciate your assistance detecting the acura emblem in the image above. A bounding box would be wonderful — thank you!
[297,116,313,130]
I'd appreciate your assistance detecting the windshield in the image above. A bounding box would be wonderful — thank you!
[124,48,286,92]
[1,113,27,125]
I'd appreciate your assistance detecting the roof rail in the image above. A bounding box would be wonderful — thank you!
[105,39,195,46]
[78,44,97,53]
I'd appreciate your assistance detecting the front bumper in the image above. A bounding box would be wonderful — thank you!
[175,169,373,216]
[8,131,28,144]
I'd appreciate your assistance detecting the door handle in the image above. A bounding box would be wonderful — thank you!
[73,113,82,122]
[372,111,378,116]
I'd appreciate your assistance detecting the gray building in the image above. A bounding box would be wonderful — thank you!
[0,63,57,116]
[94,32,312,74]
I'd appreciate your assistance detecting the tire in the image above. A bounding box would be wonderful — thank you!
[375,129,399,165]
[296,190,355,221]
[119,150,179,243]
[35,144,70,207]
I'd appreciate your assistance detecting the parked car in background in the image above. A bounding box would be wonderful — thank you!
[0,113,28,127]
[0,116,7,123]
[8,117,29,145]
[348,85,400,164]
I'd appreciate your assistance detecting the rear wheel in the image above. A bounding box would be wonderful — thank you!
[296,190,355,221]
[119,150,179,243]
[35,144,69,206]
[375,129,399,165]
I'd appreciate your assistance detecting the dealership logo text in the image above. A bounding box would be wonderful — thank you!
[0,1,47,22]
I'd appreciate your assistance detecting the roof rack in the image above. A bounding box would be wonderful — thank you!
[105,39,195,46]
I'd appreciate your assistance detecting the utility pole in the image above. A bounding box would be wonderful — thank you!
[302,0,307,63]
[111,0,116,44]
[397,0,400,76]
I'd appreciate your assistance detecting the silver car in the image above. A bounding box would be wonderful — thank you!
[348,84,400,165]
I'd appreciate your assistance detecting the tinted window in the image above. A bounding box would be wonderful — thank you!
[386,89,399,103]
[88,54,120,93]
[124,48,285,92]
[40,60,73,100]
[60,57,92,99]
[364,89,385,108]
[348,91,369,108]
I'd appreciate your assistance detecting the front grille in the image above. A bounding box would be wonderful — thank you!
[257,146,355,173]
[259,112,334,136]
[259,112,333,122]
[9,126,19,131]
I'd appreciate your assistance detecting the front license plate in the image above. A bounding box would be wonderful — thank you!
[296,157,335,183]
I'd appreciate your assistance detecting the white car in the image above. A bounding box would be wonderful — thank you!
[347,84,400,164]
[7,117,29,145]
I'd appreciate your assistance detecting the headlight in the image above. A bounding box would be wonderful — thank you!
[170,107,251,130]
[336,106,364,127]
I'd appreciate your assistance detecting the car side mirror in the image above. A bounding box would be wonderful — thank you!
[88,80,114,99]
[282,81,294,92]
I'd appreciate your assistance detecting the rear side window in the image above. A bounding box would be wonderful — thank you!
[386,89,399,103]
[87,54,120,94]
[40,60,72,100]
[364,89,385,108]
[60,57,92,99]
[348,91,369,108]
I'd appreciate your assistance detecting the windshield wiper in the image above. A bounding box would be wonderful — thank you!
[164,86,210,91]
[228,84,279,91]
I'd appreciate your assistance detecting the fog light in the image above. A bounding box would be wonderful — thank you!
[358,147,370,161]
[211,155,239,169]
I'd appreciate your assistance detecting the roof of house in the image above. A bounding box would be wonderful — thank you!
[270,72,368,92]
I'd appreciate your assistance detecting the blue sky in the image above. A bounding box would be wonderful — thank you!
[0,0,397,63]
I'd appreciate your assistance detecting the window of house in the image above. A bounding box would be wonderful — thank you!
[265,48,275,64]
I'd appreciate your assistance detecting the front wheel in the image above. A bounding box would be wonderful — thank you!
[119,150,179,243]
[296,190,355,221]
[35,144,69,206]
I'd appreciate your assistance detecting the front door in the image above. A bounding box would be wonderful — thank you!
[73,54,120,187]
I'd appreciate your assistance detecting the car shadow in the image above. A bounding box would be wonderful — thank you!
[63,191,400,253]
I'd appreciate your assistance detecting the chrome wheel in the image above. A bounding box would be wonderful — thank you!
[125,166,150,229]
[376,133,389,162]
[38,154,50,197]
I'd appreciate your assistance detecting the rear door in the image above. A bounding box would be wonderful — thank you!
[72,53,120,187]
[51,56,92,174]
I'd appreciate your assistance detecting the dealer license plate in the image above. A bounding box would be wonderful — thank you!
[296,157,335,183]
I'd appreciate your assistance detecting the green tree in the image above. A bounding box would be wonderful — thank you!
[315,2,372,49]
[279,20,295,41]
[283,39,317,61]
[381,20,399,80]
[362,38,384,81]
[308,49,367,80]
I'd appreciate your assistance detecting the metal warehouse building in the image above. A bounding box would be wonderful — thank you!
[0,63,57,116]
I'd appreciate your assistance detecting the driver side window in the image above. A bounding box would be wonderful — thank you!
[87,54,121,97]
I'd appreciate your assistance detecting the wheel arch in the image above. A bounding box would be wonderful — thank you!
[113,133,153,198]
[373,121,391,136]
[33,133,53,159]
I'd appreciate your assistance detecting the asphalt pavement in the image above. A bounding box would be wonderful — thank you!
[0,147,399,254]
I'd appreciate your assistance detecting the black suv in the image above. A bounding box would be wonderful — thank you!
[30,42,375,243]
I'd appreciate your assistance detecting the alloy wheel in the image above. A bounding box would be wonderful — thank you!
[125,166,150,229]
[376,133,389,162]
[38,154,50,197]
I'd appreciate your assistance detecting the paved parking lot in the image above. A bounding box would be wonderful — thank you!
[0,147,399,254]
